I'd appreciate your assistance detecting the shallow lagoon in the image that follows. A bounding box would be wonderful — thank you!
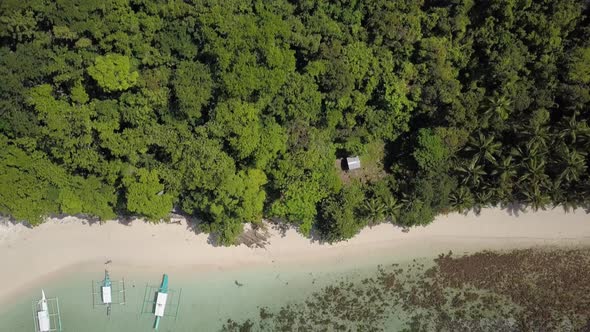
[0,254,399,332]
[4,246,589,331]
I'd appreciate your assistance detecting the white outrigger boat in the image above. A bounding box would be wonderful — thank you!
[153,274,169,329]
[37,290,50,332]
[140,274,182,330]
[32,290,61,332]
[91,269,126,316]
[102,270,113,314]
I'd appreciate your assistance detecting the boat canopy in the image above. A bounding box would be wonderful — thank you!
[154,292,168,317]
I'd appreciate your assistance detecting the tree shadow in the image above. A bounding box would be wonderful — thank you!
[340,158,349,171]
[171,210,204,235]
[267,217,291,238]
[0,214,30,227]
[170,211,220,247]
[307,226,325,245]
[1,212,120,228]
[115,216,135,226]
[236,223,271,249]
[207,232,221,247]
[48,213,105,226]
[502,203,527,217]
[266,217,326,244]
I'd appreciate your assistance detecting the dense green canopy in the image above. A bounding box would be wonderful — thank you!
[0,0,589,244]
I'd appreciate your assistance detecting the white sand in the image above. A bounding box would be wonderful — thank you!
[1,207,589,303]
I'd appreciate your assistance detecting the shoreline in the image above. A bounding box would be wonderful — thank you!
[1,207,590,306]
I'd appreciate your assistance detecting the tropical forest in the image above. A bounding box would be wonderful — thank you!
[1,0,589,245]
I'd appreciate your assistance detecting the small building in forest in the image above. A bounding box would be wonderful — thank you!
[346,156,361,171]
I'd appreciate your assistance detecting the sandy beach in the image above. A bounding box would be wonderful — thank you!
[1,207,590,305]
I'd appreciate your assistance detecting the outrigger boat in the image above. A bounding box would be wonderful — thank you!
[140,273,181,329]
[91,269,126,316]
[36,290,50,332]
[101,270,113,315]
[33,290,61,332]
[154,274,169,330]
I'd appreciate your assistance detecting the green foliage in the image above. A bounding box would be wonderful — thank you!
[269,179,326,236]
[123,168,173,220]
[210,99,262,160]
[1,0,589,244]
[0,140,115,223]
[198,168,268,245]
[88,54,138,92]
[399,174,456,226]
[172,61,213,121]
[567,47,590,84]
[319,182,367,242]
[268,129,341,236]
[0,9,38,43]
[0,142,61,224]
[413,129,449,173]
[58,176,117,220]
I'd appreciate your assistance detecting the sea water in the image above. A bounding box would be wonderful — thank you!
[0,255,400,332]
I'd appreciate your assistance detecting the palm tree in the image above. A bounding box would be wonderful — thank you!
[492,155,517,187]
[396,193,417,227]
[465,132,502,164]
[484,93,512,122]
[521,184,551,211]
[558,112,590,145]
[474,186,495,208]
[495,185,515,207]
[456,157,487,188]
[510,140,547,164]
[556,145,587,183]
[383,196,403,223]
[519,157,550,187]
[363,198,385,224]
[547,179,579,213]
[578,125,590,152]
[579,180,590,211]
[523,123,551,150]
[561,194,581,213]
[449,186,474,213]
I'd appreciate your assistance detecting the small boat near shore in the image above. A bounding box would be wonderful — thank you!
[153,274,169,330]
[36,290,50,332]
[140,273,182,330]
[91,268,126,316]
[102,270,113,315]
[33,290,61,332]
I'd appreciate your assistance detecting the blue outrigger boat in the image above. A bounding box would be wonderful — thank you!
[140,273,181,330]
[153,274,169,330]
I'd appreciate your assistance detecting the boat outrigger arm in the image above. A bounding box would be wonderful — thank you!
[37,290,51,332]
[154,274,169,330]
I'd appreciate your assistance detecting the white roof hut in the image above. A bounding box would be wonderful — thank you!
[346,156,361,170]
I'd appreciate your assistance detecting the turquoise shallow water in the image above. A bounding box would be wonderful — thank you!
[0,255,396,332]
[4,246,586,331]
